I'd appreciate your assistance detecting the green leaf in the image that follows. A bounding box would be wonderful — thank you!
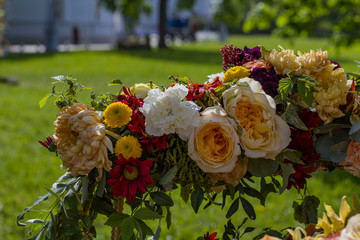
[349,121,360,142]
[165,206,172,230]
[96,171,106,198]
[153,224,161,240]
[26,219,45,224]
[81,177,88,204]
[247,158,279,177]
[159,166,177,186]
[280,103,308,131]
[39,93,52,108]
[133,207,162,220]
[180,185,191,203]
[279,163,295,194]
[109,79,123,86]
[260,178,277,206]
[353,192,360,212]
[104,212,130,227]
[150,192,174,207]
[121,217,135,240]
[92,197,116,216]
[226,197,240,218]
[293,75,319,85]
[297,81,314,106]
[276,149,304,165]
[135,219,154,236]
[330,151,347,163]
[278,77,293,100]
[191,185,204,213]
[17,193,51,226]
[240,197,256,220]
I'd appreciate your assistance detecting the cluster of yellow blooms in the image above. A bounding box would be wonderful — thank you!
[265,48,348,124]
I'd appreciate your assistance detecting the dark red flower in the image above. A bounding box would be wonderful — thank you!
[203,232,219,240]
[220,45,261,71]
[108,155,154,202]
[186,77,223,101]
[286,109,322,190]
[139,135,168,152]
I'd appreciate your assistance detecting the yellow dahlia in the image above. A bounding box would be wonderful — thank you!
[115,135,142,160]
[53,103,113,180]
[103,102,132,128]
[222,66,250,83]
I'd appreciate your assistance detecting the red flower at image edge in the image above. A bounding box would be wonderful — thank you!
[286,109,322,190]
[108,155,154,202]
[203,232,219,240]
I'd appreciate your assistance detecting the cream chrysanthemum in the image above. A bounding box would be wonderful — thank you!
[222,66,250,83]
[115,135,142,160]
[265,48,348,123]
[103,102,132,128]
[53,103,113,180]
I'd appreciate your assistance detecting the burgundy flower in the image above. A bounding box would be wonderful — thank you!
[220,45,261,71]
[250,67,285,98]
[139,135,168,152]
[108,155,154,202]
[286,109,322,190]
[203,232,219,240]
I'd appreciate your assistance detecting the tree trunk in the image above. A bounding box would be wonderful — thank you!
[158,0,167,48]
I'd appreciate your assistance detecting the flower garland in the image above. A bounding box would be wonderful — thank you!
[18,45,360,240]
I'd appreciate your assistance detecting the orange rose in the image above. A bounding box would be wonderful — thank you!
[340,140,360,177]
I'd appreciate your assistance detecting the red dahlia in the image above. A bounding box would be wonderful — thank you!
[108,155,154,202]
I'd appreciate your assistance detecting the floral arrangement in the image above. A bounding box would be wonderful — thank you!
[17,45,360,240]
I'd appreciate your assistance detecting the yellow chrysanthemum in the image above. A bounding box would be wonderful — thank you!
[115,135,142,160]
[103,102,132,128]
[222,66,250,83]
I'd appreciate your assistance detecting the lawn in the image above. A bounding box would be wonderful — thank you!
[1,35,360,239]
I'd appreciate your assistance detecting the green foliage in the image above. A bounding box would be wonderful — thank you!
[243,0,360,47]
[293,196,320,224]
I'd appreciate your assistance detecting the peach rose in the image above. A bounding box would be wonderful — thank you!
[223,77,291,159]
[340,140,360,177]
[188,106,241,173]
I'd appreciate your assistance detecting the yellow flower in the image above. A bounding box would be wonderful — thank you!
[115,135,142,160]
[222,66,250,83]
[188,106,241,173]
[315,196,351,239]
[103,102,132,128]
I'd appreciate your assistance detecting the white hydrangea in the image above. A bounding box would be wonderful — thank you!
[206,72,224,84]
[139,84,201,141]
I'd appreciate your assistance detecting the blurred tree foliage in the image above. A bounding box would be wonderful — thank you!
[239,0,360,48]
[98,0,152,32]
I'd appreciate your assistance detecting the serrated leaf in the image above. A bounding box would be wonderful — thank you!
[278,77,293,100]
[150,192,174,207]
[104,212,130,227]
[92,197,116,216]
[293,75,319,85]
[240,197,256,220]
[159,166,177,186]
[281,103,308,131]
[191,185,204,213]
[279,163,295,194]
[109,79,123,86]
[121,217,135,240]
[226,197,239,218]
[297,81,314,106]
[39,93,51,108]
[133,207,162,220]
[276,149,304,165]
[247,158,279,177]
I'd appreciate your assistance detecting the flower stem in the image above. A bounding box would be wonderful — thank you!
[106,130,122,140]
[111,196,124,240]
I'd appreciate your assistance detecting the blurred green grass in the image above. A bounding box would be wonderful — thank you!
[1,35,360,239]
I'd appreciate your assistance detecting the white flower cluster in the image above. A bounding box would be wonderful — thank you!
[139,84,201,141]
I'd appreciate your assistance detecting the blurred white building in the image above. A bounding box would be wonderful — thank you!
[3,0,216,47]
